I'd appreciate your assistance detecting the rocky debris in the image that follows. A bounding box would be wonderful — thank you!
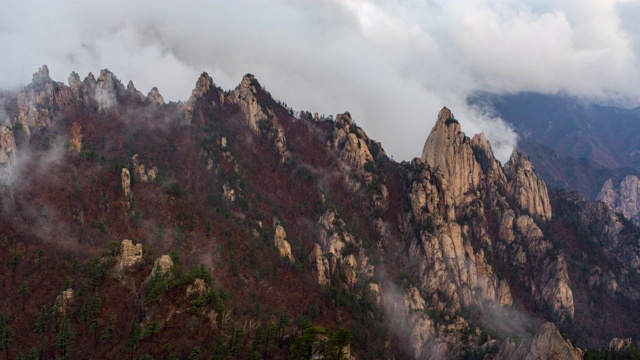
[230,74,266,133]
[504,151,552,221]
[146,87,165,105]
[132,154,158,182]
[608,337,633,351]
[273,219,295,262]
[421,107,483,205]
[309,243,330,286]
[597,176,640,225]
[118,239,143,271]
[507,323,582,360]
[54,288,74,316]
[223,183,235,203]
[152,255,173,276]
[121,168,133,207]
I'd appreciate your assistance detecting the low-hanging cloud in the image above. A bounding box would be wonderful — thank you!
[2,0,640,162]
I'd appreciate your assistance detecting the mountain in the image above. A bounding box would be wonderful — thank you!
[469,92,640,202]
[0,66,639,359]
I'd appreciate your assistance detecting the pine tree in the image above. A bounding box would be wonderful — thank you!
[56,318,75,359]
[0,314,13,360]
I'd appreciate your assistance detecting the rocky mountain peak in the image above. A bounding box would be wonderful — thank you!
[504,150,552,220]
[32,64,51,83]
[147,87,165,105]
[421,106,483,204]
[230,73,266,133]
[68,72,82,88]
[597,175,640,224]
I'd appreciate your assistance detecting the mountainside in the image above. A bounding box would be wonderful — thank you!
[0,66,639,359]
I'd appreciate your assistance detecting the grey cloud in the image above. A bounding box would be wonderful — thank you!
[1,0,639,162]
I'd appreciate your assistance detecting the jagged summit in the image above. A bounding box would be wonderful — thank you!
[421,106,484,203]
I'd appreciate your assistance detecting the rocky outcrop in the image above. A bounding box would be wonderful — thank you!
[146,87,165,105]
[152,255,173,276]
[95,69,124,113]
[0,120,16,187]
[504,151,552,221]
[121,168,132,207]
[540,254,574,321]
[597,176,640,224]
[184,72,225,121]
[230,74,266,133]
[309,210,374,287]
[421,107,483,205]
[117,239,143,271]
[54,288,74,316]
[608,337,633,351]
[508,323,582,360]
[132,154,158,183]
[329,113,375,191]
[222,183,235,203]
[273,220,295,262]
[309,243,330,286]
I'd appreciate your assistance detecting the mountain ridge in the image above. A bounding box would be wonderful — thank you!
[0,66,638,359]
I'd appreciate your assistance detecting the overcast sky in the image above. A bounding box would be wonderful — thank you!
[2,0,640,162]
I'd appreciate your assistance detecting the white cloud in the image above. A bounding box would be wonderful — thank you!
[1,0,639,162]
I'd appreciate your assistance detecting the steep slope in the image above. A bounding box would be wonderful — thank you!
[0,66,639,359]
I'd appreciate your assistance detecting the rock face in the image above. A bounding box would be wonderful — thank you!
[309,210,374,287]
[421,107,483,205]
[146,87,165,105]
[132,154,158,183]
[0,120,16,188]
[597,176,640,224]
[118,239,143,271]
[152,255,173,276]
[508,323,583,360]
[54,288,74,316]
[273,220,295,262]
[121,168,132,207]
[230,74,266,133]
[504,151,552,221]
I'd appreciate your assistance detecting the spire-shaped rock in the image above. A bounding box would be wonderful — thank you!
[230,74,267,133]
[184,72,224,121]
[146,87,165,105]
[421,107,483,204]
[504,150,552,220]
[32,65,51,83]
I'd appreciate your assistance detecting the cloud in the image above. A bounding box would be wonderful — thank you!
[1,0,639,162]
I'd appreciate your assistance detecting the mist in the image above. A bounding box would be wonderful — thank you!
[2,0,640,162]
